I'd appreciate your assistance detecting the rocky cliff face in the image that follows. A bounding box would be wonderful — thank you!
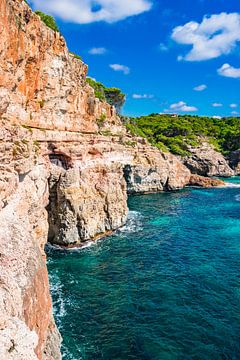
[229,150,240,175]
[0,161,61,360]
[45,134,190,247]
[183,141,234,177]
[0,0,192,358]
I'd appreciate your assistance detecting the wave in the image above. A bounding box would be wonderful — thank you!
[235,194,240,201]
[225,182,240,188]
[48,273,66,321]
[119,210,143,234]
[46,211,144,253]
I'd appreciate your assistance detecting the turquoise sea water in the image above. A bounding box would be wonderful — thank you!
[47,177,240,360]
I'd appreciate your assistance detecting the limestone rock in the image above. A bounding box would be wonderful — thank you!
[124,148,191,194]
[0,164,61,359]
[228,149,240,175]
[188,174,225,188]
[183,141,234,177]
[48,164,128,246]
[0,318,38,360]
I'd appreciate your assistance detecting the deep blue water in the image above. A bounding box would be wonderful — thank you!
[47,178,240,360]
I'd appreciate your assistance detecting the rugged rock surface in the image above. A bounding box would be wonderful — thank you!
[124,148,190,194]
[183,141,234,177]
[48,162,128,246]
[188,174,225,188]
[228,150,240,175]
[0,162,61,360]
[0,0,121,134]
[0,0,191,357]
[46,135,190,246]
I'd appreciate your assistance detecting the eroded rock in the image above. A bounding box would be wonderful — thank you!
[228,149,240,175]
[183,141,234,177]
[188,174,225,188]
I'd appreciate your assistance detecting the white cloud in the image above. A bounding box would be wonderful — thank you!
[231,111,239,115]
[110,64,130,75]
[31,0,152,24]
[230,103,238,108]
[158,43,168,52]
[89,47,107,55]
[164,101,198,113]
[132,94,154,99]
[212,103,223,107]
[217,63,240,78]
[172,12,240,61]
[212,116,222,119]
[177,55,183,62]
[194,84,207,91]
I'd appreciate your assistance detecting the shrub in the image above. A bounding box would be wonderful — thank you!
[97,114,107,128]
[69,52,82,61]
[86,77,125,113]
[35,11,59,32]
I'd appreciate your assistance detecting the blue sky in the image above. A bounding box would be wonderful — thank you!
[30,0,240,117]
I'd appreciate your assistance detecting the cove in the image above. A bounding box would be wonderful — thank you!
[47,178,240,360]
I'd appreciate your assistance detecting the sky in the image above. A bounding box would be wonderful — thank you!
[30,0,240,117]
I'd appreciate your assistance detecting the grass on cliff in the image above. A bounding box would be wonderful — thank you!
[35,11,59,32]
[86,77,125,113]
[69,52,82,61]
[124,114,240,156]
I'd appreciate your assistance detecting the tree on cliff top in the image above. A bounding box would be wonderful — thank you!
[104,88,125,114]
[86,77,125,113]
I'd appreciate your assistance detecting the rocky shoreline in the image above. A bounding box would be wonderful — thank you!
[0,0,239,358]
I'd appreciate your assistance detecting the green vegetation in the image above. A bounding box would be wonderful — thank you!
[120,139,137,147]
[21,124,33,133]
[125,114,240,156]
[104,88,125,113]
[69,52,82,61]
[86,78,105,101]
[96,113,107,128]
[35,11,59,32]
[99,130,113,136]
[86,77,125,113]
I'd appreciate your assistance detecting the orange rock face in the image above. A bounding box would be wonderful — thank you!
[23,267,52,359]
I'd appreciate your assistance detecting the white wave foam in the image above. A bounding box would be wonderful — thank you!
[225,182,240,188]
[49,274,66,319]
[46,240,99,252]
[47,211,144,253]
[119,210,143,234]
[235,194,240,201]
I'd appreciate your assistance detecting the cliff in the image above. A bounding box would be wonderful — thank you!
[0,0,192,358]
[182,141,234,177]
[229,150,240,175]
[125,114,240,177]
